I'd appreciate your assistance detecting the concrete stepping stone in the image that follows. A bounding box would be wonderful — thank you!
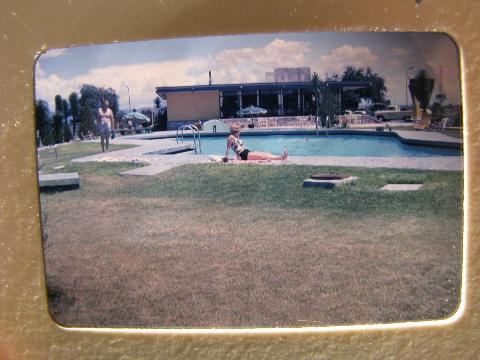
[380,184,423,191]
[39,172,79,191]
[119,164,176,176]
[303,173,358,189]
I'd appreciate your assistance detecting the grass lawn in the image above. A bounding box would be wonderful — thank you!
[38,142,138,174]
[40,161,463,328]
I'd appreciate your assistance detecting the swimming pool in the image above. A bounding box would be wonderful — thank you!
[198,134,461,157]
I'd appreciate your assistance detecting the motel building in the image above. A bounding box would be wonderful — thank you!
[156,70,370,130]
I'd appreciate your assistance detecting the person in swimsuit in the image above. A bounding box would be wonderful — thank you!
[97,100,114,152]
[225,125,288,162]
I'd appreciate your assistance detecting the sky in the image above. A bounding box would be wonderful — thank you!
[35,32,461,110]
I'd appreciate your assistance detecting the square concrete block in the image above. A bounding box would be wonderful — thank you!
[303,176,358,189]
[380,184,423,191]
[39,172,80,191]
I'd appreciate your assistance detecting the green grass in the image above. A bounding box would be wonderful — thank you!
[118,164,462,218]
[40,162,463,327]
[65,161,145,176]
[38,142,138,174]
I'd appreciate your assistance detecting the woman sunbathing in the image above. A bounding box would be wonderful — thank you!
[225,125,288,162]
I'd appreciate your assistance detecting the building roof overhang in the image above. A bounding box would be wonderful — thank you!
[156,81,370,95]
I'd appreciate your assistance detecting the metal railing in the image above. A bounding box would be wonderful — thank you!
[315,116,331,135]
[222,116,314,128]
[176,125,201,153]
[325,116,331,135]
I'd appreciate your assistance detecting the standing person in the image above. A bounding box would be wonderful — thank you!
[97,100,114,152]
[225,125,288,162]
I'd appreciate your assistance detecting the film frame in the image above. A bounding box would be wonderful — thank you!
[0,0,478,358]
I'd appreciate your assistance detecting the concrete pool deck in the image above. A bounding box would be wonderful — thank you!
[71,129,463,175]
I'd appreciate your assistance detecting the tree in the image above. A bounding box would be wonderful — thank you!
[69,92,80,139]
[311,72,339,127]
[78,105,98,137]
[325,73,341,82]
[341,65,388,110]
[79,84,119,112]
[311,72,321,118]
[364,67,387,104]
[62,98,72,142]
[431,101,442,120]
[53,95,64,143]
[62,98,69,117]
[154,96,161,108]
[141,109,154,125]
[79,84,119,135]
[318,85,337,127]
[35,100,53,146]
[154,109,168,131]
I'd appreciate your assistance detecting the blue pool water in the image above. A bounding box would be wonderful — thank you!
[199,134,461,157]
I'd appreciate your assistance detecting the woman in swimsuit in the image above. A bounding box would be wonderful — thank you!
[97,100,114,152]
[225,125,288,162]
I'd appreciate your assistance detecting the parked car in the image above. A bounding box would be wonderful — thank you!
[374,105,412,121]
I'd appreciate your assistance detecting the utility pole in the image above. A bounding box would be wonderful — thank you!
[126,85,132,112]
[405,66,413,108]
[436,65,446,105]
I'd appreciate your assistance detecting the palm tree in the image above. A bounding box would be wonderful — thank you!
[154,96,161,108]
[53,95,64,143]
[35,100,52,146]
[69,92,80,139]
[311,72,321,119]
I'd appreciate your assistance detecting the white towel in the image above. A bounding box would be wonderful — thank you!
[208,155,224,162]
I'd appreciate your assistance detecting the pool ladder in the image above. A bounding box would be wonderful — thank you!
[176,124,201,153]
[316,116,331,136]
[325,116,331,136]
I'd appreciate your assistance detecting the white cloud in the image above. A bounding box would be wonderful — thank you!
[35,59,203,109]
[35,39,312,109]
[313,45,379,77]
[35,62,45,77]
[386,59,402,68]
[391,48,410,57]
[34,35,462,109]
[384,74,408,104]
[192,38,311,84]
[41,48,69,58]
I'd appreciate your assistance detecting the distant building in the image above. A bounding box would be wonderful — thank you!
[156,79,370,130]
[265,72,275,82]
[271,67,311,83]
